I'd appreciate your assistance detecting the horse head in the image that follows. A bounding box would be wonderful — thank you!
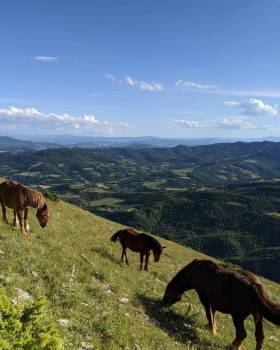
[36,203,49,228]
[153,246,166,262]
[160,283,184,308]
[160,259,205,308]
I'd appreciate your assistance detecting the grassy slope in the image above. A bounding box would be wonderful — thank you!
[0,200,279,349]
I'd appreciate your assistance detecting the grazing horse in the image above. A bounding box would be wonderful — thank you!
[0,180,49,235]
[110,227,165,271]
[161,259,280,350]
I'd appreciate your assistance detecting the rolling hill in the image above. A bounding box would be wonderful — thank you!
[1,141,280,192]
[0,191,279,349]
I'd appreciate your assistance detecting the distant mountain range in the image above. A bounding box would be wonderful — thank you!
[0,136,60,151]
[2,134,280,150]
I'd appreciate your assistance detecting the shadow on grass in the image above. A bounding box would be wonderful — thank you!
[91,246,120,265]
[136,294,215,349]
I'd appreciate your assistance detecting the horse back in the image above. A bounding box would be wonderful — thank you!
[0,180,25,209]
[203,268,257,314]
[119,229,153,253]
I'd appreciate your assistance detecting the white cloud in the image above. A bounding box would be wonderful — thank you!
[105,73,163,91]
[211,117,258,130]
[125,76,135,86]
[104,73,122,83]
[172,115,279,131]
[33,56,60,62]
[172,119,202,128]
[225,99,278,117]
[0,106,129,134]
[175,80,218,89]
[212,117,280,131]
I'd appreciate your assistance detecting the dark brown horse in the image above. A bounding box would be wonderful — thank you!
[110,227,165,271]
[0,180,49,235]
[161,259,280,350]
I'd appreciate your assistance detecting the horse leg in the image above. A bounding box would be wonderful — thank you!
[144,252,150,271]
[120,243,129,266]
[13,210,19,227]
[231,313,247,350]
[17,210,27,236]
[140,252,144,270]
[198,292,216,335]
[212,308,217,335]
[1,201,8,224]
[206,306,216,335]
[254,313,264,350]
[24,208,30,233]
[121,246,125,263]
[124,248,129,265]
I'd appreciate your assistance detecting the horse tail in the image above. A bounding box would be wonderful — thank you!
[110,230,121,243]
[252,284,280,325]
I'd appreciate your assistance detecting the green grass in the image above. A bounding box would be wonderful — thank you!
[0,200,280,349]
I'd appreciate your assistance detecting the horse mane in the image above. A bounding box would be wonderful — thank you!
[17,183,47,210]
[126,227,140,236]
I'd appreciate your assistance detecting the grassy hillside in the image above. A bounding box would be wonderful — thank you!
[0,199,280,349]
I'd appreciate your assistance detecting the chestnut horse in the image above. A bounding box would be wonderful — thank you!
[161,259,280,350]
[110,227,165,271]
[0,180,49,235]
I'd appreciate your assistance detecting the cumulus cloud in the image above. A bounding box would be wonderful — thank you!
[225,99,278,117]
[0,106,129,134]
[172,119,203,128]
[105,73,163,91]
[33,56,60,62]
[175,80,218,89]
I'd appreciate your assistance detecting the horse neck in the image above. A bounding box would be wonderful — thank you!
[150,236,161,252]
[170,270,194,294]
[23,188,45,209]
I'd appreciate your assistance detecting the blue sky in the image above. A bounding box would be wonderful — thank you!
[1,0,280,138]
